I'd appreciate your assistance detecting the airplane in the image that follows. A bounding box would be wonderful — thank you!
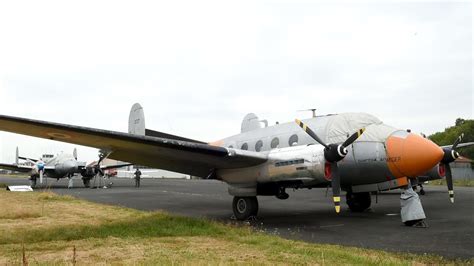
[0,147,131,188]
[0,103,469,220]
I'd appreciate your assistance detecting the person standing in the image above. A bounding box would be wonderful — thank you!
[134,168,142,188]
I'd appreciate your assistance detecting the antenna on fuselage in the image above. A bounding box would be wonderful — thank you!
[298,108,317,118]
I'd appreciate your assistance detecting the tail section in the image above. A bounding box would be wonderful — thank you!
[129,103,146,135]
[128,103,205,144]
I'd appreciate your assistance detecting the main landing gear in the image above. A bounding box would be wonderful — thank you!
[232,196,258,220]
[346,192,371,212]
[82,178,91,188]
[29,175,37,188]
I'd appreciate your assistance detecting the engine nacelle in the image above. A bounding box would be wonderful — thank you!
[417,164,446,182]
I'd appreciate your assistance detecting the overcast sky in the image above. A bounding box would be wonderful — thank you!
[0,0,472,163]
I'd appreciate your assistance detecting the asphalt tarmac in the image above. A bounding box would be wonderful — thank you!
[1,176,473,259]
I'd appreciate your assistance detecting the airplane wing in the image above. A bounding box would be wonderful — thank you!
[440,142,474,149]
[100,163,133,171]
[0,163,32,173]
[0,115,267,177]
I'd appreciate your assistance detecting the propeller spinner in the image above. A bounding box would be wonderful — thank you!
[295,119,365,213]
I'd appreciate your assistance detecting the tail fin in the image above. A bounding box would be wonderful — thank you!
[73,148,78,160]
[128,103,205,144]
[129,103,146,135]
[15,147,19,165]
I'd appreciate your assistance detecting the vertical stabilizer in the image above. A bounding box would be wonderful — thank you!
[129,103,146,135]
[15,147,19,165]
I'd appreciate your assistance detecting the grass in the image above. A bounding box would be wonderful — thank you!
[429,178,474,187]
[0,191,471,265]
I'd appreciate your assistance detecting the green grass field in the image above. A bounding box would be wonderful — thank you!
[0,190,470,265]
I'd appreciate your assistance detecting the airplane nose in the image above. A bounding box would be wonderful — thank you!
[386,131,444,178]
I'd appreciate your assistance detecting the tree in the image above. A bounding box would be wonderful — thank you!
[429,118,474,163]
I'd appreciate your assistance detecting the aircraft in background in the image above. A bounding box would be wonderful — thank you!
[0,104,470,220]
[0,147,131,188]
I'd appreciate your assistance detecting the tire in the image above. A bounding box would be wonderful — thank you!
[30,177,37,188]
[232,196,258,220]
[83,178,91,188]
[346,192,371,212]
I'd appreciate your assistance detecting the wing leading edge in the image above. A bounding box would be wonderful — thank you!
[0,115,267,177]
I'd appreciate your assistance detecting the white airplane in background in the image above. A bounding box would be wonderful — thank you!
[0,147,130,188]
[0,104,470,220]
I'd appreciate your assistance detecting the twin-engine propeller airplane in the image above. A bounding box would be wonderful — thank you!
[0,147,131,188]
[0,104,470,220]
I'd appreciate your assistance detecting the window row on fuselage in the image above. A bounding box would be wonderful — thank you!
[228,133,301,152]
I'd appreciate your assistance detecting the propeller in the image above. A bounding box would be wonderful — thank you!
[36,161,45,184]
[93,150,111,177]
[440,133,464,203]
[295,119,365,213]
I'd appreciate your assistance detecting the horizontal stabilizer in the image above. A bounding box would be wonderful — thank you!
[18,156,39,163]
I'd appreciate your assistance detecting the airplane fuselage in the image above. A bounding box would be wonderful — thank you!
[214,113,442,196]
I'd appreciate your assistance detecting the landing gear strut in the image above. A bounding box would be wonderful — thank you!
[419,184,425,195]
[82,178,91,188]
[232,196,258,220]
[29,175,37,188]
[346,192,371,212]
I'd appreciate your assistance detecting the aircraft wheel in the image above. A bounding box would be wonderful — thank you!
[232,196,258,220]
[29,176,37,188]
[346,192,371,212]
[83,178,91,188]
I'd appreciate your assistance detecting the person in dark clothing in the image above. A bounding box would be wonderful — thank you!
[134,168,142,188]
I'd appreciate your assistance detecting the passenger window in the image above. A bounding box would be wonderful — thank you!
[271,137,279,149]
[289,134,299,146]
[241,143,248,150]
[255,140,263,152]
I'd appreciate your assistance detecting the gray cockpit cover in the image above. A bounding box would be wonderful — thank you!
[324,113,398,144]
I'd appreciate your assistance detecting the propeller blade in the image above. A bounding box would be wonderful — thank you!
[342,128,366,148]
[452,133,464,150]
[331,163,341,213]
[39,170,43,184]
[295,119,328,148]
[445,164,454,203]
